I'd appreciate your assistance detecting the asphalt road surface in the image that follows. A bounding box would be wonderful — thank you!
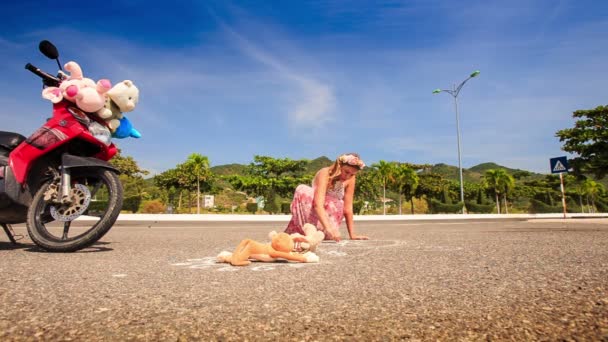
[1,218,607,341]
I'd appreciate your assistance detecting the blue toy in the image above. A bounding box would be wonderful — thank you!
[112,115,141,139]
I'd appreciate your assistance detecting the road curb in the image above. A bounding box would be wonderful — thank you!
[78,213,608,222]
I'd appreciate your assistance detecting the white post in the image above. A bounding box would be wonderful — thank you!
[559,172,567,219]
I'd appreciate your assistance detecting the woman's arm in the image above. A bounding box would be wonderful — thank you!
[313,168,340,240]
[343,177,369,240]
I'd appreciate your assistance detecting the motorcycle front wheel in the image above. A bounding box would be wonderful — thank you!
[26,168,123,252]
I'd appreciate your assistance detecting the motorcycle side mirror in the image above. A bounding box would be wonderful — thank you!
[39,40,62,71]
[39,40,59,59]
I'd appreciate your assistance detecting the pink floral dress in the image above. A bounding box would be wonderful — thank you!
[284,172,345,239]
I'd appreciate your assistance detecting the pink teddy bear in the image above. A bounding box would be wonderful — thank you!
[42,61,111,113]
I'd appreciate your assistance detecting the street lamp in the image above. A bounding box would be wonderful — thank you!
[433,70,480,214]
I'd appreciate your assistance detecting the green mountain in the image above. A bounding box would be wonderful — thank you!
[211,163,248,176]
[468,162,518,173]
[208,158,559,185]
[423,162,546,183]
[305,156,333,174]
[422,163,483,183]
[210,157,332,177]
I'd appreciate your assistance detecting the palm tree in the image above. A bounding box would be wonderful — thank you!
[483,169,503,213]
[372,160,395,215]
[483,169,513,214]
[393,164,419,215]
[570,178,587,213]
[498,172,515,214]
[184,153,211,214]
[582,179,603,213]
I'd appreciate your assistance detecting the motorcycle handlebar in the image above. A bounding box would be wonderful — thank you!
[25,63,60,87]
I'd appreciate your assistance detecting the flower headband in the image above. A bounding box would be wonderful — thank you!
[338,154,366,169]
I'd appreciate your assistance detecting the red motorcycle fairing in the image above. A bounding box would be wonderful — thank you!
[8,101,117,184]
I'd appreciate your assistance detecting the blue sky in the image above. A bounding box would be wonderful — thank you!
[1,0,607,175]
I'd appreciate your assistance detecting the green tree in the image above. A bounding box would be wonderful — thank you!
[556,105,608,179]
[484,169,514,213]
[228,155,309,213]
[392,164,419,214]
[499,172,515,214]
[248,155,308,178]
[566,175,587,213]
[154,157,213,213]
[183,153,211,214]
[582,179,604,213]
[110,149,149,178]
[416,173,449,202]
[372,160,395,215]
[111,150,151,213]
[154,168,183,210]
[354,169,380,213]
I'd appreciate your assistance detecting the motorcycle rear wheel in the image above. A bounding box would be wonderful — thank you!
[26,168,123,252]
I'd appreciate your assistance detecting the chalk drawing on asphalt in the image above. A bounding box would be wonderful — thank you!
[170,239,459,271]
[170,255,317,272]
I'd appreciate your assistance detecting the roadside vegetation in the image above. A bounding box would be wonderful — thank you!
[111,105,608,214]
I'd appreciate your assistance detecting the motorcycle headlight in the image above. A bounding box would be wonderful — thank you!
[88,121,112,146]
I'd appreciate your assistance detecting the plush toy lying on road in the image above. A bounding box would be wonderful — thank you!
[267,223,324,254]
[216,231,319,266]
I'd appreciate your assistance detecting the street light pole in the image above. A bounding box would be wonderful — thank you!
[433,70,480,214]
[452,84,465,210]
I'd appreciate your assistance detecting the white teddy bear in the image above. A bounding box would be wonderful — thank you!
[97,80,139,132]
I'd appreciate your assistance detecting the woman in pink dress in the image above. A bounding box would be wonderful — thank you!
[285,153,369,242]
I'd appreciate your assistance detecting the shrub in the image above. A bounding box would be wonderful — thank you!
[565,198,582,213]
[88,200,108,211]
[596,198,608,213]
[87,200,108,215]
[427,199,463,214]
[123,196,141,213]
[281,202,291,214]
[465,201,495,214]
[141,200,166,214]
[246,202,258,214]
[265,197,280,214]
[528,199,562,213]
[353,200,364,215]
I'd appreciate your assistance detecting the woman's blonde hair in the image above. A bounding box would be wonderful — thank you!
[327,153,365,185]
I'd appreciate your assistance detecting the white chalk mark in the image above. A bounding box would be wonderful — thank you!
[171,239,419,271]
[188,265,211,269]
[252,265,276,271]
[218,266,239,272]
[419,245,464,252]
[325,250,348,256]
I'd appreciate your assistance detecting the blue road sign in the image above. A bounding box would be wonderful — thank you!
[550,156,569,174]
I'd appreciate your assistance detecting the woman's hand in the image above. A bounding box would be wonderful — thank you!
[350,234,369,240]
[325,229,341,242]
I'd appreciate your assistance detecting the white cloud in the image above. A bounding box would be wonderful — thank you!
[221,23,337,129]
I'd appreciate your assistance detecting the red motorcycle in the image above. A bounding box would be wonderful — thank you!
[0,41,123,252]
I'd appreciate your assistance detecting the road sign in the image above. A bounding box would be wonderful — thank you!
[549,156,569,174]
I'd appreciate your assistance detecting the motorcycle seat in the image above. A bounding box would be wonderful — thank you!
[0,131,26,156]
